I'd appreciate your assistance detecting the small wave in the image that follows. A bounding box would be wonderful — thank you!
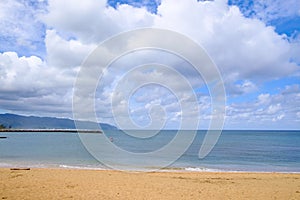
[0,162,51,169]
[0,162,14,168]
[59,164,106,170]
[184,167,221,172]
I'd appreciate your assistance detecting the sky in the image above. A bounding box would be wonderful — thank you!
[0,0,299,130]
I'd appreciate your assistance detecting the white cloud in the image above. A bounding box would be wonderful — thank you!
[155,0,298,81]
[45,29,96,68]
[43,0,154,43]
[43,0,300,83]
[266,103,281,115]
[225,85,300,129]
[257,93,271,105]
[226,80,257,95]
[0,51,75,117]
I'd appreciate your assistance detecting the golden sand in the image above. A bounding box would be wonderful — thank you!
[0,168,299,200]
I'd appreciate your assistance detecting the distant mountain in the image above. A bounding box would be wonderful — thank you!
[0,113,117,130]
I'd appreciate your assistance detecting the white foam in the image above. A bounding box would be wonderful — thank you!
[184,167,221,172]
[59,164,105,170]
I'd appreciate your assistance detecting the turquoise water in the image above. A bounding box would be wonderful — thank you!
[0,130,299,172]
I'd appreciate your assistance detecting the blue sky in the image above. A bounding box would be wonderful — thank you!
[0,0,299,130]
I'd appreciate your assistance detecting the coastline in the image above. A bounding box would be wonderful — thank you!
[1,163,300,173]
[0,129,103,133]
[1,168,299,200]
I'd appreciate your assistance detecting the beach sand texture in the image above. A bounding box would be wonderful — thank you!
[0,169,300,200]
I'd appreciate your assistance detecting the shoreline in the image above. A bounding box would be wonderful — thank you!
[1,164,300,174]
[1,168,299,199]
[3,166,300,174]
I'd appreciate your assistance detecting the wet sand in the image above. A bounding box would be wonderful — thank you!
[0,168,299,200]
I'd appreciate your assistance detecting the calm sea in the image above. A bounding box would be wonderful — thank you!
[0,130,299,172]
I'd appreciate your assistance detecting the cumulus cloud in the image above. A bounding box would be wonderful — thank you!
[42,0,300,83]
[45,29,96,68]
[43,0,155,43]
[225,80,257,95]
[226,85,300,129]
[155,0,298,81]
[0,51,75,117]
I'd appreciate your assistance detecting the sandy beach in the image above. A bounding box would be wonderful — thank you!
[0,169,299,200]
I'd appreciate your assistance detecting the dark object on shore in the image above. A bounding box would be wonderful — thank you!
[0,136,7,139]
[10,168,31,171]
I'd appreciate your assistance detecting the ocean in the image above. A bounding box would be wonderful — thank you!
[0,130,299,172]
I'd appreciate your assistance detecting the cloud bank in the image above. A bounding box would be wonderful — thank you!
[0,0,299,129]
